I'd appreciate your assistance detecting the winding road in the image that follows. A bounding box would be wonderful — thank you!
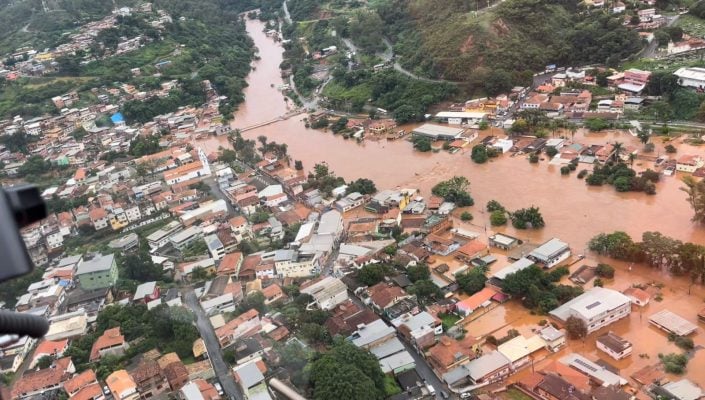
[183,288,244,400]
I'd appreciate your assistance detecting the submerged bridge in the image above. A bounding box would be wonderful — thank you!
[238,109,305,132]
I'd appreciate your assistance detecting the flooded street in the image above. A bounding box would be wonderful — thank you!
[192,17,705,390]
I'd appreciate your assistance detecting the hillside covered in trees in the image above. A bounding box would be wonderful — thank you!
[378,0,642,91]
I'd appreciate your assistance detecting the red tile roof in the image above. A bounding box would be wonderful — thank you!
[71,383,103,400]
[368,283,407,309]
[33,339,68,360]
[90,327,125,361]
[64,369,97,395]
[218,252,243,275]
[11,357,73,398]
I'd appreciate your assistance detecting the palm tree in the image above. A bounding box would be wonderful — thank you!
[568,122,578,142]
[628,152,636,166]
[611,141,624,163]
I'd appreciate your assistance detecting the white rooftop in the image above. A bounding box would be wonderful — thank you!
[550,287,631,322]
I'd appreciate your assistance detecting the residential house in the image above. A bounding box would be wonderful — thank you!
[539,325,566,353]
[106,370,139,400]
[11,357,75,399]
[623,287,650,307]
[229,216,251,241]
[64,369,103,400]
[324,300,379,336]
[348,319,396,350]
[261,284,285,305]
[527,238,570,269]
[233,361,271,400]
[676,155,704,173]
[76,253,118,290]
[205,234,226,261]
[559,353,627,386]
[442,350,511,388]
[426,336,480,375]
[335,192,365,213]
[133,281,160,303]
[456,287,497,317]
[200,276,243,315]
[90,327,128,361]
[28,338,68,368]
[45,310,89,340]
[300,276,348,310]
[596,331,632,360]
[89,208,109,230]
[496,334,546,370]
[650,379,704,400]
[179,379,221,400]
[550,287,631,334]
[454,240,488,262]
[367,282,413,314]
[534,373,592,400]
[217,251,243,276]
[215,309,261,348]
[391,311,442,350]
[129,359,168,399]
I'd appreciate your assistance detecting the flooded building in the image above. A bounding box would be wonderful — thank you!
[549,287,631,334]
[649,309,698,336]
[596,331,633,360]
[526,238,571,269]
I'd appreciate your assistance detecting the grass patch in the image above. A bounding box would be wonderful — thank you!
[503,388,533,400]
[439,312,461,331]
[383,375,402,396]
[675,14,705,38]
[24,76,97,89]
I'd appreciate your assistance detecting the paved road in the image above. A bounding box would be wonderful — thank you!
[641,14,681,59]
[346,295,449,399]
[204,177,237,216]
[281,0,292,24]
[183,289,243,400]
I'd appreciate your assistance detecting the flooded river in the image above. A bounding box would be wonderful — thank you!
[193,17,705,389]
[198,17,705,249]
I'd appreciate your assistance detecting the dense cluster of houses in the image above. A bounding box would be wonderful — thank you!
[0,4,171,80]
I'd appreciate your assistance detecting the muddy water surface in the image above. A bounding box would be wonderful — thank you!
[196,16,705,389]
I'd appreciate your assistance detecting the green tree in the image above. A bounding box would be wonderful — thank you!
[510,206,545,229]
[456,268,487,295]
[460,211,473,221]
[595,263,615,279]
[406,264,430,283]
[565,316,587,339]
[486,200,505,212]
[408,279,441,303]
[665,144,677,153]
[36,355,55,369]
[432,177,474,206]
[357,263,392,286]
[18,155,50,177]
[490,210,508,226]
[347,178,377,195]
[471,144,489,164]
[681,176,705,224]
[310,340,386,400]
[659,353,688,374]
[412,136,432,152]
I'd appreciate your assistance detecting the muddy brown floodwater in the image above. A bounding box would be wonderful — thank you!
[195,17,705,389]
[198,18,705,250]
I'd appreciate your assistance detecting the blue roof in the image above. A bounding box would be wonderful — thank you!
[111,112,125,123]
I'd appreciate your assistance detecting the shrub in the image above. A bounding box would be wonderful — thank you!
[577,169,588,179]
[665,144,677,153]
[490,210,507,226]
[460,212,473,221]
[529,153,539,163]
[594,278,604,287]
[560,166,570,175]
[595,263,615,278]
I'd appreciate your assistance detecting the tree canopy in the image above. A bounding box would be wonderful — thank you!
[431,176,474,206]
[310,340,386,400]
